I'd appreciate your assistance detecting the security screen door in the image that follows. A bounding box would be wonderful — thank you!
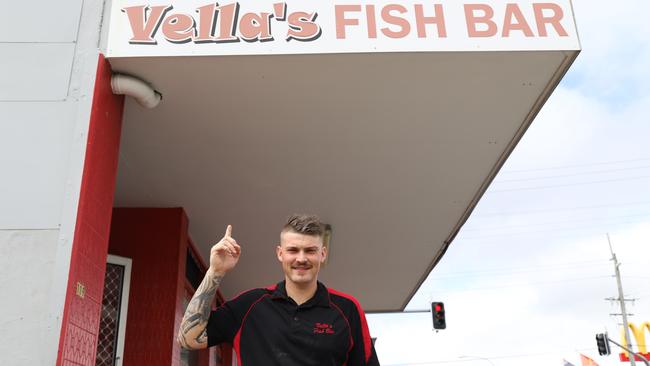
[95,255,132,366]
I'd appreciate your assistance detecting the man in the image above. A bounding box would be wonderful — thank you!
[178,214,380,365]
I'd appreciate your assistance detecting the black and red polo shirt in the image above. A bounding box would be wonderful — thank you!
[207,281,380,366]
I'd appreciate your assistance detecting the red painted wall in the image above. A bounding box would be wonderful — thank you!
[56,54,125,366]
[109,208,189,366]
[109,207,234,366]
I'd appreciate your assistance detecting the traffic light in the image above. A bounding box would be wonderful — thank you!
[596,333,610,355]
[432,302,446,329]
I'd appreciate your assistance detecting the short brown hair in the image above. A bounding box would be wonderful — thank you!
[282,214,325,237]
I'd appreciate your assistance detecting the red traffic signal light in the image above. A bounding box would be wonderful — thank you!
[432,302,446,330]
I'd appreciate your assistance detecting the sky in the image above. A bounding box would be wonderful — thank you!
[367,1,650,365]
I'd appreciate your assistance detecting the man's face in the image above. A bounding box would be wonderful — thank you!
[276,231,327,287]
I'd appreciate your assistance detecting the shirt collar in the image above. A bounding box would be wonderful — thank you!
[271,280,331,308]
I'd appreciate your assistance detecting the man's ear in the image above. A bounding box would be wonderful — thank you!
[276,245,283,262]
[320,245,327,263]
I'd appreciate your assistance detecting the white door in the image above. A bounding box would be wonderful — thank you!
[95,254,132,366]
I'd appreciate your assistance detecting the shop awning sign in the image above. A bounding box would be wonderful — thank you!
[105,0,579,57]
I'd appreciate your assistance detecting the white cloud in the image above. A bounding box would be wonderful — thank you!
[567,0,650,103]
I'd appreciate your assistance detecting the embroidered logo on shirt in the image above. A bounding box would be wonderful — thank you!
[313,323,335,334]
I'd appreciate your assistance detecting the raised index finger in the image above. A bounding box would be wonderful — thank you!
[224,224,233,238]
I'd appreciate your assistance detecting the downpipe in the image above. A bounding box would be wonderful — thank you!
[111,73,162,108]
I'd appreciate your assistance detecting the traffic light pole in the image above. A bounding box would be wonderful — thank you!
[607,336,650,366]
[608,234,637,366]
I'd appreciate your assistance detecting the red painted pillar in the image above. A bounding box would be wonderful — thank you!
[56,54,125,366]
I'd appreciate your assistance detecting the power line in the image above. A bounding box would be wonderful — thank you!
[476,200,650,217]
[431,275,612,293]
[456,231,626,245]
[461,218,650,240]
[427,260,610,279]
[433,259,607,274]
[428,260,650,280]
[496,165,650,183]
[428,266,610,280]
[500,158,650,174]
[489,175,650,193]
[462,212,650,232]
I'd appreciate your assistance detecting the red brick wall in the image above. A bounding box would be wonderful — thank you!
[108,208,189,366]
[56,54,125,366]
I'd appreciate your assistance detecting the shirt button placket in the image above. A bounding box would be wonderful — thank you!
[292,308,300,333]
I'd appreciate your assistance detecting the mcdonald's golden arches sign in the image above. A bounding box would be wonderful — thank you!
[620,322,650,362]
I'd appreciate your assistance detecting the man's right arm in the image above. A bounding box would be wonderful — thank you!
[177,270,224,349]
[177,225,241,350]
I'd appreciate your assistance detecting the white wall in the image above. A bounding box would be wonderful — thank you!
[0,230,60,364]
[0,1,106,365]
[0,1,82,229]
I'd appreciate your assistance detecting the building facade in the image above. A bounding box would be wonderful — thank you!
[0,1,580,365]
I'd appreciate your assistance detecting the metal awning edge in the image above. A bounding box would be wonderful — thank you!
[369,49,582,314]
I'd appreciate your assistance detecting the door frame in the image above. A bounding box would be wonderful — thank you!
[107,254,132,366]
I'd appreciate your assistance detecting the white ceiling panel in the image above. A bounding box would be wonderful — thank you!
[110,49,577,311]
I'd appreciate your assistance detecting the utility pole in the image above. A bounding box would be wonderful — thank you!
[608,234,636,366]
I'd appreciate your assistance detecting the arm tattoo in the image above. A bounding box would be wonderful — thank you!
[178,272,223,349]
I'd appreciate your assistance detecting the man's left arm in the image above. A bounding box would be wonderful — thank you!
[347,300,380,366]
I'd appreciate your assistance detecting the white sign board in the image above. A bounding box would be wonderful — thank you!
[105,0,580,57]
